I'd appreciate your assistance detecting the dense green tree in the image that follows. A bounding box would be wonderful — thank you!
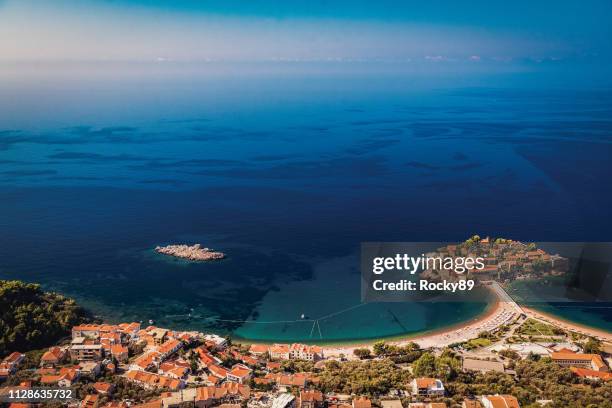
[317,358,411,395]
[583,338,601,354]
[434,355,461,381]
[412,352,436,377]
[0,280,91,357]
[373,340,390,356]
[281,359,315,373]
[353,348,372,359]
[498,349,520,360]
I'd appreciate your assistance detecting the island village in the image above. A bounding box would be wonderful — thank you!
[1,238,611,408]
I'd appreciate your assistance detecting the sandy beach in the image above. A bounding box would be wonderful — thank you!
[245,282,612,358]
[323,295,521,358]
[522,306,612,343]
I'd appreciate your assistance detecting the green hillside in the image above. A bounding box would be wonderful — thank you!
[0,279,90,357]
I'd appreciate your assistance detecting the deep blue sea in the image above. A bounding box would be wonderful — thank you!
[1,68,611,341]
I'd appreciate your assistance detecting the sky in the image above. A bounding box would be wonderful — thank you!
[1,0,611,64]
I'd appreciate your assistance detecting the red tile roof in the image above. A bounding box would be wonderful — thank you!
[81,394,99,408]
[249,344,269,354]
[208,364,229,379]
[158,339,181,355]
[300,390,323,402]
[125,370,182,390]
[415,377,437,388]
[3,352,24,363]
[551,352,607,370]
[93,382,114,393]
[570,367,612,381]
[228,364,252,378]
[482,395,520,408]
[352,397,371,408]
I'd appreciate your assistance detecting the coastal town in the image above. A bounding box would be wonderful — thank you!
[1,237,610,408]
[421,237,569,283]
[1,300,611,408]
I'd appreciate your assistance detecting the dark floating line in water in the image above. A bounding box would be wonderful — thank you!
[164,303,370,328]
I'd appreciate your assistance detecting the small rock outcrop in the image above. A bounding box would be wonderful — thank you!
[155,244,226,261]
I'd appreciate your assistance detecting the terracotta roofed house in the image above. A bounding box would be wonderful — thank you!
[274,373,307,388]
[299,390,323,408]
[219,381,251,399]
[269,344,291,360]
[290,344,323,361]
[462,399,483,408]
[58,367,81,386]
[227,364,252,384]
[480,395,520,408]
[158,339,182,359]
[81,394,99,408]
[551,351,608,371]
[159,361,190,379]
[118,322,141,336]
[352,397,371,408]
[110,344,129,363]
[131,351,161,371]
[208,364,229,379]
[124,370,183,390]
[194,387,221,408]
[3,352,25,366]
[0,352,25,377]
[239,354,259,366]
[411,378,445,396]
[40,374,64,385]
[93,382,115,395]
[249,344,269,356]
[569,367,612,381]
[131,399,163,408]
[267,361,282,371]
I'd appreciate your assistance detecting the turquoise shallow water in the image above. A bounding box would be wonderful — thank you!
[1,73,611,341]
[508,277,612,333]
[231,256,491,343]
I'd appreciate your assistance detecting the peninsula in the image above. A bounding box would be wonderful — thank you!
[155,244,226,261]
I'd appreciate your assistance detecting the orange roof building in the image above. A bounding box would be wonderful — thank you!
[93,382,114,394]
[269,344,291,360]
[158,339,182,358]
[249,344,269,355]
[570,367,612,381]
[411,378,445,397]
[125,370,183,390]
[227,363,252,384]
[81,394,99,408]
[352,397,372,408]
[480,395,520,408]
[290,344,323,361]
[551,351,608,371]
[208,364,229,379]
[299,390,323,408]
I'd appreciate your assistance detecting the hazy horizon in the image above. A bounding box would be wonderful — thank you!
[2,0,611,66]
